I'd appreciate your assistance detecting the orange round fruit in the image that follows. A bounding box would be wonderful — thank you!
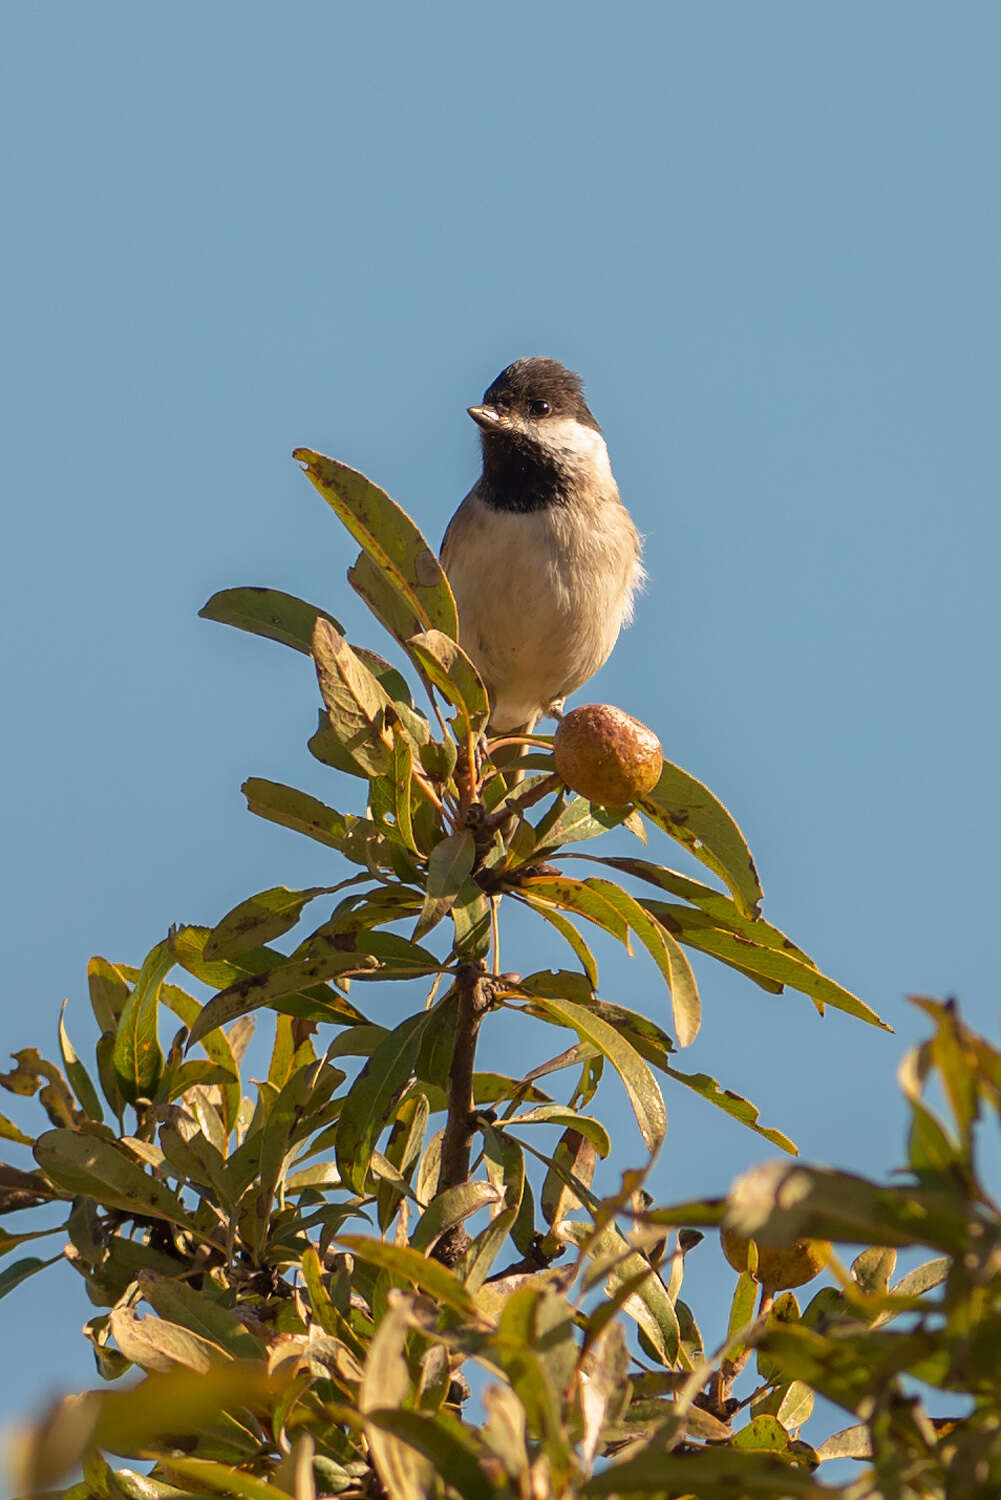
[553,705,663,807]
[720,1228,831,1292]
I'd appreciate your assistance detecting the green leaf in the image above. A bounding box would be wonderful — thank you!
[204,883,342,960]
[415,830,476,939]
[112,938,173,1104]
[410,1181,502,1253]
[0,1254,57,1300]
[559,1219,680,1366]
[335,1012,434,1193]
[339,1234,479,1318]
[88,955,131,1033]
[641,758,763,918]
[405,630,489,737]
[503,1105,611,1158]
[531,795,625,854]
[363,1409,489,1500]
[108,1306,229,1374]
[242,777,393,866]
[198,585,343,653]
[585,1447,827,1495]
[58,1002,104,1122]
[186,942,373,1047]
[312,616,394,776]
[518,874,630,946]
[452,879,493,962]
[512,987,666,1153]
[664,1066,797,1153]
[34,1129,192,1228]
[144,1456,293,1500]
[570,855,811,958]
[519,897,598,988]
[585,878,701,1046]
[294,448,458,638]
[645,901,890,1031]
[0,1111,34,1147]
[540,1128,597,1228]
[136,1272,262,1358]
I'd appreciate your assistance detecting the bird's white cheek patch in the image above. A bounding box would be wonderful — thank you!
[538,417,614,486]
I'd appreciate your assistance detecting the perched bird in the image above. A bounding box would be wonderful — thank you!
[441,357,644,735]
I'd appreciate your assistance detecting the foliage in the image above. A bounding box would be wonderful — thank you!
[3,451,995,1498]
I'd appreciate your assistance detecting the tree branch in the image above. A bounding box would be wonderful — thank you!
[432,961,490,1266]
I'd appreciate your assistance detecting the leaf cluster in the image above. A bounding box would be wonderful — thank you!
[3,451,987,1500]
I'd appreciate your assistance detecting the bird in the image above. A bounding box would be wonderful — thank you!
[440,357,644,737]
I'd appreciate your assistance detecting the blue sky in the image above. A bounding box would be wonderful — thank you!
[2,0,1000,1450]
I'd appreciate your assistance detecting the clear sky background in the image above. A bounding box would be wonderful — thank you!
[2,0,1000,1458]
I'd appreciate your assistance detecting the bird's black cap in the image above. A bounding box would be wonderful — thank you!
[481,357,601,432]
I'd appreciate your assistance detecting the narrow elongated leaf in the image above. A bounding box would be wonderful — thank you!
[109,1307,226,1374]
[0,1112,35,1147]
[452,879,492,961]
[586,878,701,1046]
[142,1456,293,1500]
[645,901,890,1030]
[410,1181,502,1253]
[0,1254,56,1300]
[518,896,598,988]
[312,616,393,775]
[518,874,630,946]
[570,854,811,959]
[198,585,343,653]
[364,1409,488,1500]
[136,1272,262,1358]
[186,945,374,1047]
[405,630,489,737]
[294,449,458,637]
[585,1446,827,1495]
[531,796,624,854]
[335,1012,434,1192]
[58,1002,104,1122]
[415,830,476,939]
[204,884,340,960]
[664,1065,797,1153]
[34,1130,190,1227]
[641,759,763,918]
[558,1219,680,1366]
[338,1235,479,1319]
[503,1105,611,1157]
[112,939,173,1104]
[242,778,392,866]
[512,989,666,1153]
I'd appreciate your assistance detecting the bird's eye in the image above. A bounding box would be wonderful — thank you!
[529,399,551,416]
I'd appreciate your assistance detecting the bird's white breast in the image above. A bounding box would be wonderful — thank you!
[442,477,642,732]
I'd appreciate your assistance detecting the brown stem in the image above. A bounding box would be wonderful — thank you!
[481,772,563,835]
[432,962,490,1266]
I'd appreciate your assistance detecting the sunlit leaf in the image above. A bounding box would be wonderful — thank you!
[415,830,476,940]
[242,777,393,867]
[112,938,173,1104]
[312,616,393,776]
[335,1012,435,1193]
[585,878,701,1046]
[198,585,344,654]
[641,759,763,918]
[338,1235,479,1319]
[405,630,489,737]
[294,448,458,638]
[646,900,890,1031]
[511,986,666,1153]
[410,1181,502,1253]
[204,884,341,961]
[34,1129,191,1229]
[58,1002,104,1122]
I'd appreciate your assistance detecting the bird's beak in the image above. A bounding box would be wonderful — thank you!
[467,404,504,431]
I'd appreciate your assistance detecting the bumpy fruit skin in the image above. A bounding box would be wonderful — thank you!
[553,705,663,807]
[720,1228,831,1292]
